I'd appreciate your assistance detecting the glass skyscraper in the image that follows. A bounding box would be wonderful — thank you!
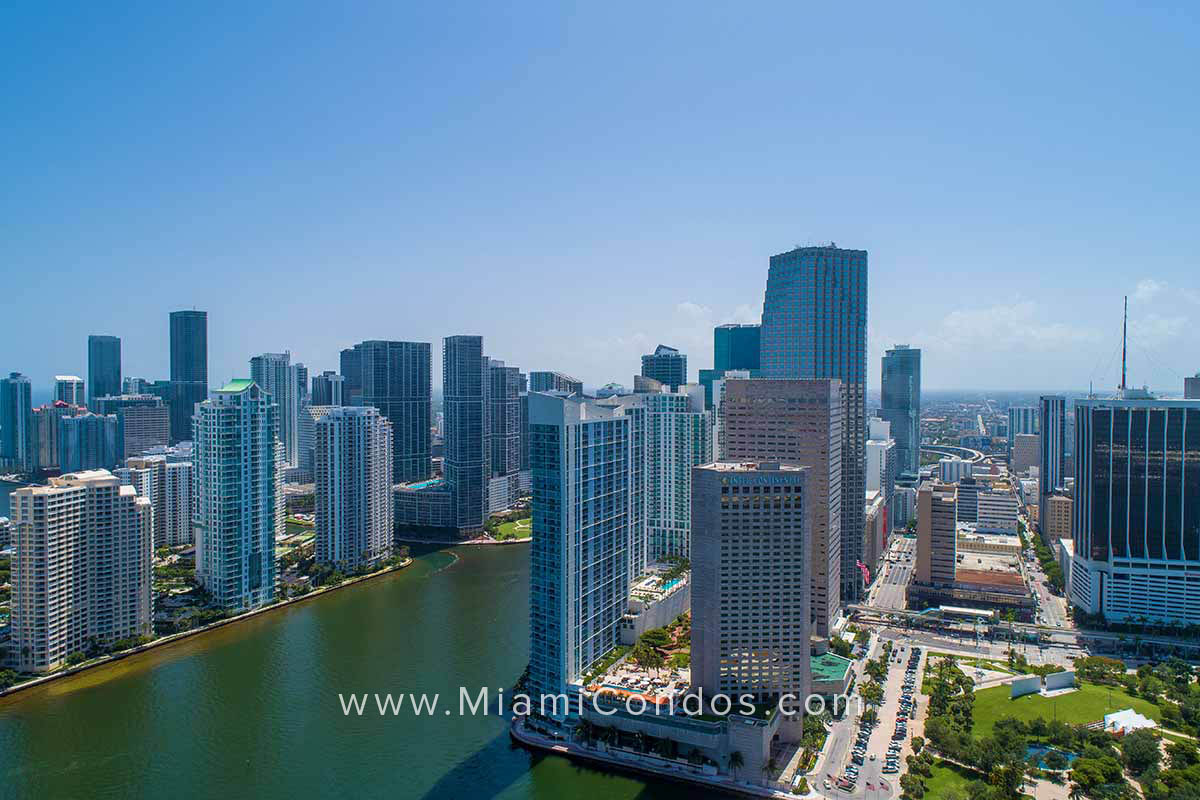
[527,392,635,705]
[714,323,760,372]
[881,345,921,476]
[169,310,207,384]
[1070,395,1200,624]
[1039,394,1066,539]
[640,344,687,391]
[345,340,431,483]
[87,334,122,410]
[0,372,33,471]
[444,335,487,535]
[759,244,867,601]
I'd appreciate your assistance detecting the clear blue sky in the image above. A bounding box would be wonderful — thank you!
[3,2,1197,394]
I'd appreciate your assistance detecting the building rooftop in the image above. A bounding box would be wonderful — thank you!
[810,651,853,683]
[954,568,1025,589]
[217,378,255,393]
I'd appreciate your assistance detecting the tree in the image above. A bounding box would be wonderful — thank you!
[728,750,744,778]
[1121,728,1161,775]
[1167,740,1200,770]
[912,736,925,755]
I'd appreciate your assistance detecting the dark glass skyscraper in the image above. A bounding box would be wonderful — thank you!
[1039,394,1066,536]
[346,340,431,483]
[444,336,487,535]
[487,359,521,478]
[760,244,867,601]
[1070,396,1200,624]
[714,324,760,372]
[169,310,207,384]
[0,372,33,471]
[339,346,364,406]
[881,345,921,476]
[640,344,687,391]
[87,335,121,410]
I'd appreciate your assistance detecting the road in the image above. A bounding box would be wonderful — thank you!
[867,537,915,611]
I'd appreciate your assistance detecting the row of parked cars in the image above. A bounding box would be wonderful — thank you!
[883,646,923,774]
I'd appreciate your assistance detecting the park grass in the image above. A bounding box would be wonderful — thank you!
[926,759,982,798]
[971,681,1161,739]
[495,518,533,540]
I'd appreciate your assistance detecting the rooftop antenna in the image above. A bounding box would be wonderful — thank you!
[1120,295,1128,391]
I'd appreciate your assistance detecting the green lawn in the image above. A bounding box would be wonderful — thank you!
[971,681,1161,738]
[496,518,533,540]
[926,759,982,798]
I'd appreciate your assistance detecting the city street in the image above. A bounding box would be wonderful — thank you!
[868,536,915,611]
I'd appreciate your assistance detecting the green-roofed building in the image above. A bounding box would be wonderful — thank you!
[810,650,854,709]
[193,378,283,611]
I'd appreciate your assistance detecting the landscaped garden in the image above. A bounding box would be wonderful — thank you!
[970,681,1160,738]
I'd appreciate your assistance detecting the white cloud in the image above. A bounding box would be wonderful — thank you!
[924,299,1101,352]
[1133,279,1166,303]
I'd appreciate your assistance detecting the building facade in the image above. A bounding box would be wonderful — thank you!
[311,371,345,406]
[97,394,171,458]
[1043,492,1073,544]
[59,413,119,472]
[1011,433,1040,475]
[641,344,687,391]
[1039,395,1067,533]
[169,310,207,384]
[250,352,301,470]
[691,461,810,738]
[0,372,33,471]
[487,358,523,511]
[1007,405,1038,462]
[915,482,957,586]
[1069,395,1200,624]
[55,376,85,406]
[527,393,638,703]
[315,406,394,569]
[444,336,487,535]
[10,470,152,672]
[760,244,867,601]
[87,335,121,410]
[722,378,844,637]
[193,380,283,610]
[117,455,194,548]
[880,345,921,476]
[643,386,711,560]
[347,340,432,483]
[528,371,583,395]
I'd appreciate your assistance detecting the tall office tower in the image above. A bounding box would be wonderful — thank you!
[193,380,283,611]
[96,394,170,458]
[528,371,583,395]
[1069,394,1200,624]
[314,407,394,569]
[122,376,149,395]
[1187,373,1200,400]
[640,344,687,391]
[486,359,523,512]
[59,413,119,472]
[55,375,85,406]
[691,461,811,738]
[87,335,122,409]
[711,369,750,460]
[1006,405,1038,462]
[1010,433,1040,475]
[298,405,335,478]
[116,455,194,548]
[164,381,206,445]
[519,393,530,472]
[865,417,896,495]
[311,371,345,406]
[345,340,432,483]
[339,346,363,405]
[250,352,300,469]
[643,386,711,560]
[527,392,637,703]
[31,401,83,470]
[722,378,844,637]
[880,345,921,476]
[760,245,868,601]
[915,481,957,587]
[1039,395,1067,531]
[169,310,207,383]
[0,372,33,471]
[10,470,152,673]
[444,336,488,535]
[294,363,309,405]
[700,323,762,409]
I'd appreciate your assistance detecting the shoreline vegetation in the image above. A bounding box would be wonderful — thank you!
[0,556,413,701]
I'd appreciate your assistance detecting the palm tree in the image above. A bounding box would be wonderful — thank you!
[728,750,744,779]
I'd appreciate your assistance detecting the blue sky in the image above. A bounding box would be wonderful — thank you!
[2,2,1197,394]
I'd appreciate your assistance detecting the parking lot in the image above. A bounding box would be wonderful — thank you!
[820,642,928,797]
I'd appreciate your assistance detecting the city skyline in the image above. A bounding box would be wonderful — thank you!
[3,6,1197,395]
